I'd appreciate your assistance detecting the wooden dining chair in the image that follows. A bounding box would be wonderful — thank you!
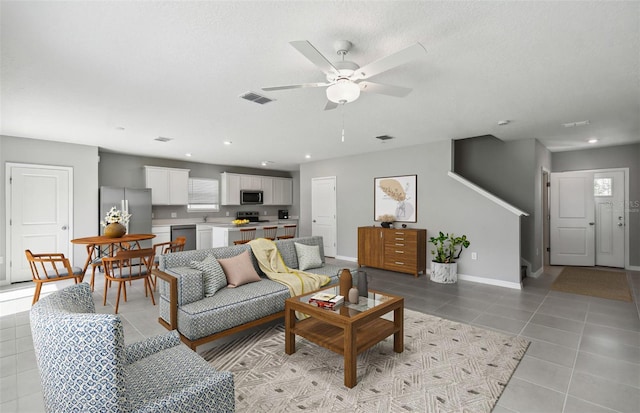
[262,226,278,241]
[88,241,134,292]
[151,236,186,289]
[277,225,297,240]
[25,250,84,305]
[102,248,155,314]
[234,228,257,245]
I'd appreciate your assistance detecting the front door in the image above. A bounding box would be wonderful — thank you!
[550,170,626,267]
[7,164,72,283]
[550,171,595,266]
[311,176,337,257]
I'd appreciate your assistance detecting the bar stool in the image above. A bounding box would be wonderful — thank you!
[277,225,297,240]
[262,226,278,241]
[234,228,257,245]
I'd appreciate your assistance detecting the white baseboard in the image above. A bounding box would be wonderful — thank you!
[529,267,544,278]
[457,273,523,290]
[626,265,640,271]
[333,255,357,263]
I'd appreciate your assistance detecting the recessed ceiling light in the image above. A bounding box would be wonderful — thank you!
[305,154,311,159]
[261,161,267,166]
[497,120,510,126]
[116,126,125,131]
[223,140,232,145]
[185,153,192,157]
[588,138,598,144]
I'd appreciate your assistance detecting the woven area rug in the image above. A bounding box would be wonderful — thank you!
[551,267,632,302]
[201,309,529,412]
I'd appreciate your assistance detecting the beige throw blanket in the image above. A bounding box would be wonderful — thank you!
[248,238,330,298]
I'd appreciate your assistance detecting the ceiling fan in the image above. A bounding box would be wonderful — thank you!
[262,40,427,110]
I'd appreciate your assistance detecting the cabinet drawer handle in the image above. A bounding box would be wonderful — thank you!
[395,237,405,241]
[394,261,405,265]
[395,232,404,235]
[395,243,404,246]
[395,250,404,253]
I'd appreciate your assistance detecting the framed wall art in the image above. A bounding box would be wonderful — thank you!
[374,174,417,223]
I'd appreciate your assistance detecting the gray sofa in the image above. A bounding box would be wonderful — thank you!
[153,236,355,349]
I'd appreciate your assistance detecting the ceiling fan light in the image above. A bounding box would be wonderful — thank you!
[326,79,360,104]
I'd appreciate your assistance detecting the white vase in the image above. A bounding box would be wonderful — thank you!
[430,262,458,283]
[348,287,359,304]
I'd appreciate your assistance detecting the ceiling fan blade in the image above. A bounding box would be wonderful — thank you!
[290,40,340,76]
[352,42,427,80]
[324,101,339,111]
[262,82,331,91]
[359,81,413,97]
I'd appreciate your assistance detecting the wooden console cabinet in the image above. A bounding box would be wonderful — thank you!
[358,227,427,277]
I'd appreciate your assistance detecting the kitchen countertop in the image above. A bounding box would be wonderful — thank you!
[153,216,298,226]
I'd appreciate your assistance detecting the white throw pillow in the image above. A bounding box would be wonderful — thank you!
[191,255,227,297]
[294,242,323,271]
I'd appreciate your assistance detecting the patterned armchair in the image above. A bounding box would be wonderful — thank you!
[30,283,235,412]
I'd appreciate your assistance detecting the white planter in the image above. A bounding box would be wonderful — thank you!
[430,262,458,283]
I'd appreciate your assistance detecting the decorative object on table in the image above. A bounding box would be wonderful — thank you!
[374,174,417,223]
[232,219,250,226]
[348,287,359,304]
[339,268,352,297]
[376,213,395,228]
[101,206,131,238]
[428,231,471,283]
[356,270,369,297]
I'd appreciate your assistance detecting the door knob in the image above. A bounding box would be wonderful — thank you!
[618,223,624,227]
[313,220,316,223]
[588,222,595,226]
[61,225,68,230]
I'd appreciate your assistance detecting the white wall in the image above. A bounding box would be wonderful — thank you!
[0,136,99,281]
[300,139,523,287]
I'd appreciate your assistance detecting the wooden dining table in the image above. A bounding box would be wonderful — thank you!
[71,233,156,280]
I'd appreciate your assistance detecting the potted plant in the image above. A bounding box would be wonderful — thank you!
[428,231,470,283]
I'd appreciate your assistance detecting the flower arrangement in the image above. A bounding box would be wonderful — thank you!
[232,219,250,226]
[101,206,131,227]
[376,214,396,223]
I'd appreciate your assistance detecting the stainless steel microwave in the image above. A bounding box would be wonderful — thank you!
[240,190,263,205]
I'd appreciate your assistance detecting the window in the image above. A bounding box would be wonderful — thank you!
[188,178,219,212]
[594,178,612,197]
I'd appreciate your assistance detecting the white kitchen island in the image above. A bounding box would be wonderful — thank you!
[208,223,294,247]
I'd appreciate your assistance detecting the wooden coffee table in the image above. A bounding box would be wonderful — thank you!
[285,286,404,388]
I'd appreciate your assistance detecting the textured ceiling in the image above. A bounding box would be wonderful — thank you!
[1,1,639,171]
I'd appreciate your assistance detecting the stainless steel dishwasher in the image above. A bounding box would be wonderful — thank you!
[170,224,196,251]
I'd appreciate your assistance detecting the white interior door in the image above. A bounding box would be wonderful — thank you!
[594,171,625,267]
[8,164,72,283]
[311,176,336,257]
[550,171,595,266]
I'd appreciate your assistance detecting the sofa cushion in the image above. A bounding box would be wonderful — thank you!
[294,242,323,271]
[191,255,227,297]
[217,250,262,288]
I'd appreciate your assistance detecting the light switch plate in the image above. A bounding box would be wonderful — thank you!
[171,212,177,218]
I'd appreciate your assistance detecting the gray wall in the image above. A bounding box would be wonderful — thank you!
[453,137,552,274]
[552,143,640,267]
[98,151,294,221]
[0,136,99,280]
[300,139,524,286]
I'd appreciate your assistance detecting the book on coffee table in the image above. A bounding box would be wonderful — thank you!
[309,293,344,309]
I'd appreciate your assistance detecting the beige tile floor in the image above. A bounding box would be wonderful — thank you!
[1,262,639,413]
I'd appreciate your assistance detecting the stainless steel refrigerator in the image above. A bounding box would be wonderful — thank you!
[99,186,153,248]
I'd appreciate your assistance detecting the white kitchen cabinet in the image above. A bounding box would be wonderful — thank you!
[220,172,241,205]
[262,176,274,205]
[152,225,171,245]
[196,225,213,250]
[273,177,293,205]
[144,166,189,205]
[240,175,262,190]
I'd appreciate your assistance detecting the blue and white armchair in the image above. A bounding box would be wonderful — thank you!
[30,283,235,412]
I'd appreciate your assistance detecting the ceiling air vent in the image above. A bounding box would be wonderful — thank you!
[375,135,395,141]
[154,137,173,142]
[240,91,273,105]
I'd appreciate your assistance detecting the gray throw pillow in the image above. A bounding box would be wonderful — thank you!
[191,255,227,297]
[294,242,323,271]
